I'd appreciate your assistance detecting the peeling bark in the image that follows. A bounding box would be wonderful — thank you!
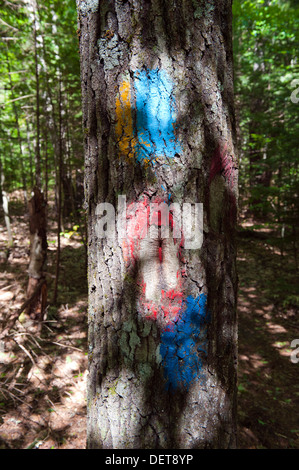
[77,0,238,449]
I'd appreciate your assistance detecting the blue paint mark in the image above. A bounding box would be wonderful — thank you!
[160,293,209,392]
[134,69,181,164]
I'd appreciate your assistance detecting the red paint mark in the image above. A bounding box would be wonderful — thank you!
[122,196,150,264]
[122,194,185,324]
[140,277,184,323]
[209,143,237,226]
[163,289,183,301]
[123,195,181,264]
[209,143,235,188]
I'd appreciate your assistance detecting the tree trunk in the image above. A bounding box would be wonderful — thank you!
[33,14,42,189]
[77,0,238,449]
[0,158,13,248]
[52,73,63,305]
[25,116,35,189]
[5,47,28,207]
[44,127,48,203]
[26,186,47,321]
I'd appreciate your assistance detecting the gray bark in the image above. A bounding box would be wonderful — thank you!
[77,0,238,449]
[26,187,47,321]
[0,163,13,248]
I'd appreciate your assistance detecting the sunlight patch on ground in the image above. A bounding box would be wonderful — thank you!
[271,341,293,358]
[266,322,287,334]
[0,196,88,449]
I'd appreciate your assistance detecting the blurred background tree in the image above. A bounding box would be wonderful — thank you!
[0,0,83,224]
[233,0,299,266]
[0,0,298,450]
[1,0,298,257]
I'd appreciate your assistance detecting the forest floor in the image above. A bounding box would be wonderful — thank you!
[0,193,298,449]
[237,214,299,449]
[0,193,88,449]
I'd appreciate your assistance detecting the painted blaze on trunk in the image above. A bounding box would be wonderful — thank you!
[77,0,238,448]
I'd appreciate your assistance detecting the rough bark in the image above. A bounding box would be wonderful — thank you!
[33,14,42,189]
[0,161,13,248]
[77,0,238,449]
[26,187,47,321]
[53,75,63,305]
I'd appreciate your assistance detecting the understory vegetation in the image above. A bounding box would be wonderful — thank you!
[0,0,298,448]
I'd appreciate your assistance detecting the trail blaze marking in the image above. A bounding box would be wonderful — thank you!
[115,69,181,166]
[160,293,209,391]
[115,68,209,391]
[123,196,184,323]
[134,69,182,165]
[115,80,136,160]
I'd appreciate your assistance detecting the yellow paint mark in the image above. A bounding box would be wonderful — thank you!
[115,80,137,160]
[139,137,151,148]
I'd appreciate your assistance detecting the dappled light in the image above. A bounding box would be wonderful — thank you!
[0,0,298,450]
[237,232,299,449]
[0,193,87,449]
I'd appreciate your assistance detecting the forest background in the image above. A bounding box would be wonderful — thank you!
[0,0,298,449]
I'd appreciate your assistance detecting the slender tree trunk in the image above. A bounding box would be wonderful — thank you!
[292,224,298,271]
[33,16,41,189]
[0,158,13,248]
[5,48,27,206]
[25,117,35,189]
[65,92,76,219]
[23,0,47,323]
[26,187,47,320]
[38,5,60,209]
[53,73,63,305]
[44,126,48,203]
[77,0,238,449]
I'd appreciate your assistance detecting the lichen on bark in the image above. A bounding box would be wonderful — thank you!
[77,0,238,449]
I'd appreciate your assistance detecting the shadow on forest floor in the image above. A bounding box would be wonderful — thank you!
[0,193,88,449]
[237,227,299,448]
[0,193,298,448]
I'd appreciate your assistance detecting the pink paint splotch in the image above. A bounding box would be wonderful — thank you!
[122,195,185,325]
[209,143,237,225]
[209,143,235,188]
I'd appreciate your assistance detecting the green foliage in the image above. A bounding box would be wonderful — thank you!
[1,0,298,253]
[233,0,299,234]
[61,224,80,239]
[0,0,83,199]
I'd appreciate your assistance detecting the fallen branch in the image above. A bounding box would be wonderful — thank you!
[20,278,46,316]
[49,341,83,352]
[13,339,36,366]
